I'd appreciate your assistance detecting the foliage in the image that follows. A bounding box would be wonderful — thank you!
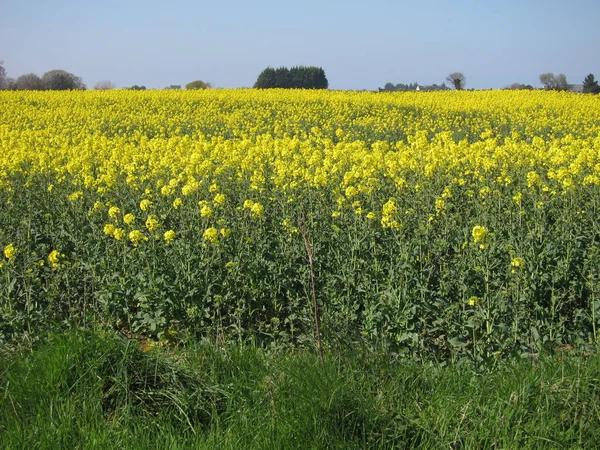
[41,69,86,90]
[583,74,600,94]
[254,66,328,89]
[506,83,534,90]
[186,80,211,90]
[15,73,44,90]
[129,85,147,90]
[1,89,600,363]
[446,72,466,90]
[382,81,450,91]
[2,331,600,448]
[539,73,568,91]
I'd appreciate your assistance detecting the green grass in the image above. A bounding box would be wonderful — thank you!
[2,331,600,449]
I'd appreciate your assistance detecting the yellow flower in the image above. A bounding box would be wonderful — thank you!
[108,206,121,219]
[471,225,488,244]
[103,223,116,236]
[123,213,135,225]
[382,199,397,216]
[173,197,183,209]
[467,296,482,306]
[203,227,219,244]
[511,257,525,268]
[213,193,226,205]
[250,202,264,217]
[435,198,446,214]
[200,205,213,217]
[68,191,83,202]
[163,229,176,243]
[219,227,231,238]
[139,199,152,211]
[3,243,17,260]
[113,228,125,240]
[92,201,104,212]
[145,215,159,232]
[48,249,62,269]
[366,211,376,220]
[128,230,148,245]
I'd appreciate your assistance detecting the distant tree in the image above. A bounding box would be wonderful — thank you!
[129,85,146,90]
[94,80,116,90]
[582,74,599,94]
[15,73,43,90]
[507,83,534,90]
[446,72,466,90]
[41,70,85,90]
[556,73,568,91]
[0,61,7,90]
[539,73,568,91]
[185,80,211,89]
[381,81,450,92]
[254,66,328,89]
[539,73,556,90]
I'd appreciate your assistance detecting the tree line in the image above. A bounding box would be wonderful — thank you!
[254,66,328,89]
[0,64,85,90]
[2,60,599,93]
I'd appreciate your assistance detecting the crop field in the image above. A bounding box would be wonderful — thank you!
[1,89,600,361]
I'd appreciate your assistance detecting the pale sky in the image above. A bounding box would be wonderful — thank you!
[1,0,598,90]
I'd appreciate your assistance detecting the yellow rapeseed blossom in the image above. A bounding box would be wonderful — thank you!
[123,213,135,225]
[140,199,152,211]
[173,197,183,209]
[103,223,116,236]
[200,205,213,217]
[213,193,226,205]
[3,244,17,260]
[467,296,482,306]
[113,228,125,240]
[472,225,488,244]
[108,206,121,219]
[48,250,63,269]
[145,215,159,232]
[203,227,219,244]
[129,230,148,245]
[163,229,176,243]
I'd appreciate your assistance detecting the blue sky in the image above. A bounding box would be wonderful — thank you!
[1,0,598,90]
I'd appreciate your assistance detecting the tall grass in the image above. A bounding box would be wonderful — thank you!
[2,331,600,449]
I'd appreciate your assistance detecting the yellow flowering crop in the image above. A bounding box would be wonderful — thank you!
[203,227,219,244]
[3,244,17,260]
[2,88,600,355]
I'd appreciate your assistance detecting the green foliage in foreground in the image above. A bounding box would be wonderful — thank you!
[2,331,600,449]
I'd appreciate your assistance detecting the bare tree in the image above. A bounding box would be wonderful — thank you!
[446,72,466,90]
[0,61,7,90]
[539,73,568,91]
[94,80,116,90]
[15,73,43,90]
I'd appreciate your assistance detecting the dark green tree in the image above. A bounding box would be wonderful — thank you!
[254,66,328,89]
[583,74,600,94]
